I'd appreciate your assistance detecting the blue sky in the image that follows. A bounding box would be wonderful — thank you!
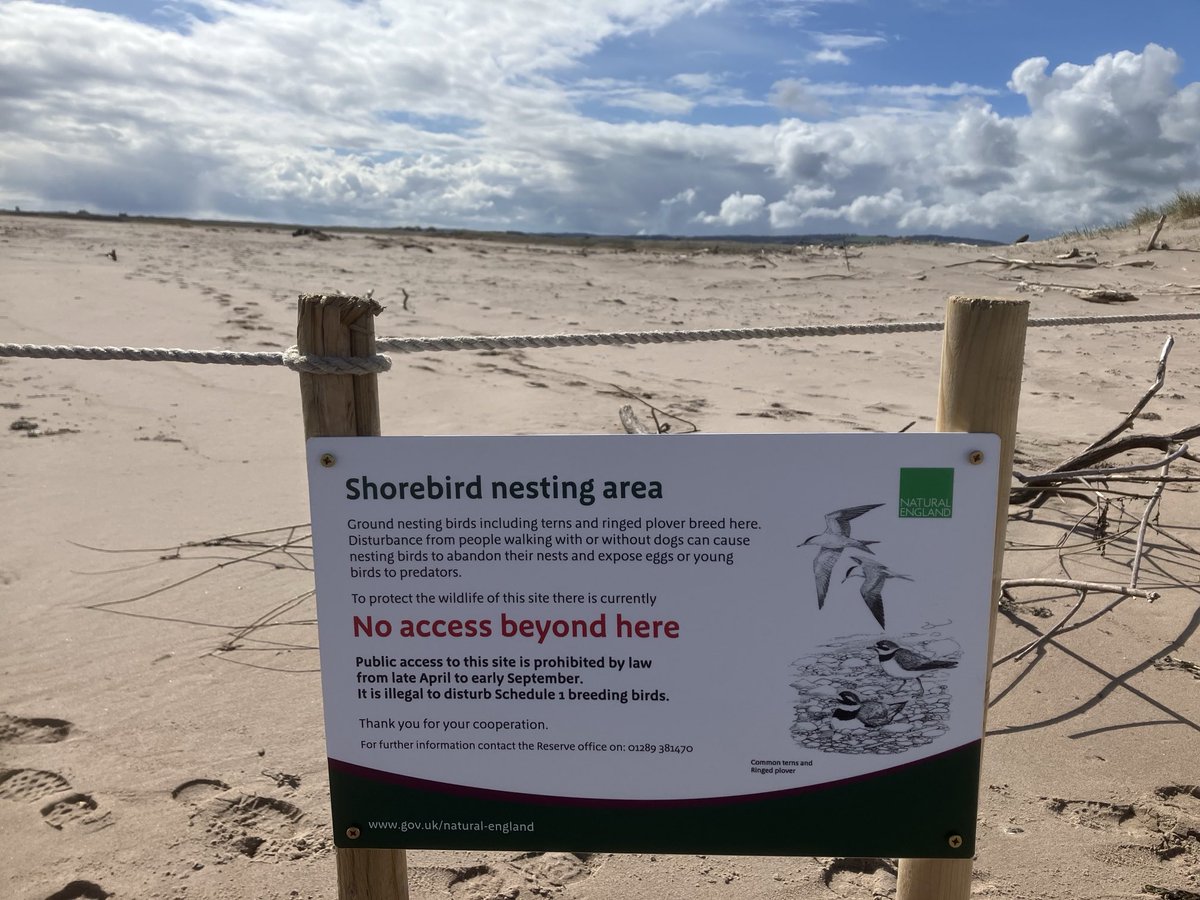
[1,0,1196,239]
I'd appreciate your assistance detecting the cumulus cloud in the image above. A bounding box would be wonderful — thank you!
[0,0,1197,243]
[767,184,836,228]
[695,192,767,226]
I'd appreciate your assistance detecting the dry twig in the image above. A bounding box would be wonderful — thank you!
[1086,336,1174,450]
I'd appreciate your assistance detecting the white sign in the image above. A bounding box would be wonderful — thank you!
[306,433,999,854]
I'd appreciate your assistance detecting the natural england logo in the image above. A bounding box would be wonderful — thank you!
[898,468,954,518]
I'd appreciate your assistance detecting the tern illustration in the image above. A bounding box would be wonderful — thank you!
[830,689,906,730]
[874,639,958,695]
[798,504,883,607]
[843,556,913,628]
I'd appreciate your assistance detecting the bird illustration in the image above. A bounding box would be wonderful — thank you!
[874,639,958,695]
[843,556,913,628]
[830,689,906,730]
[798,504,882,608]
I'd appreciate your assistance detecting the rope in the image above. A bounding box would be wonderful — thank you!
[3,310,1200,370]
[375,320,944,353]
[0,342,390,374]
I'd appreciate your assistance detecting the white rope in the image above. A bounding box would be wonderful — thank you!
[2,310,1200,370]
[0,342,390,374]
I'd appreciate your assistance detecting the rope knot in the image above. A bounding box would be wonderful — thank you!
[281,346,392,375]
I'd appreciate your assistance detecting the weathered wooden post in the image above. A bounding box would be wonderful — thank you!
[296,293,408,900]
[896,296,1028,900]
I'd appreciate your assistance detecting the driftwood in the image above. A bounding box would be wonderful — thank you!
[1071,288,1138,303]
[945,254,1101,270]
[1146,214,1167,252]
[292,227,333,241]
[1010,337,1199,504]
[1009,426,1200,505]
[1086,337,1173,450]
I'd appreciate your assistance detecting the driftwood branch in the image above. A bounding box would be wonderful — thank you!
[999,578,1160,601]
[1128,458,1171,591]
[1146,214,1167,251]
[944,255,1100,270]
[1086,336,1174,450]
[1010,427,1200,504]
[1010,338,1200,504]
[1010,589,1089,661]
[1013,441,1190,485]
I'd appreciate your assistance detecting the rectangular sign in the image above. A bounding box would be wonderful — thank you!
[306,433,1000,857]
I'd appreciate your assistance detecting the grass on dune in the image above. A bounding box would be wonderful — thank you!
[1128,189,1200,227]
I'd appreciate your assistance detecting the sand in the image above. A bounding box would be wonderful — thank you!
[1,212,1198,900]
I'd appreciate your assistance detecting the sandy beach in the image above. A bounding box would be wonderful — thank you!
[2,212,1198,900]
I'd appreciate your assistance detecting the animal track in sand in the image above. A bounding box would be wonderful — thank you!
[441,852,601,900]
[0,712,72,743]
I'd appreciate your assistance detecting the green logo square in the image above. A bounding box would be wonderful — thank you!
[899,468,954,518]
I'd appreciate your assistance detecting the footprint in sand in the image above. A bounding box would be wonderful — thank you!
[0,712,72,744]
[173,779,325,861]
[434,852,601,900]
[819,857,897,898]
[1047,784,1200,879]
[0,768,110,831]
[0,767,71,802]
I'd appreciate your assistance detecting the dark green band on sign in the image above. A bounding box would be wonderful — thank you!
[328,741,980,858]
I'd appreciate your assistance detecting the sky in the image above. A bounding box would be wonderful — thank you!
[1,0,1198,240]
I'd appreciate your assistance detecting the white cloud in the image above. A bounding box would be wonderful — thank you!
[695,192,767,226]
[767,184,836,228]
[813,33,886,52]
[662,188,698,206]
[0,2,1197,244]
[574,79,696,115]
[808,49,850,65]
[806,32,886,65]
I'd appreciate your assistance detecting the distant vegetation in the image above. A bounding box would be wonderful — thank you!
[0,208,1000,251]
[1058,189,1200,242]
[1128,189,1200,228]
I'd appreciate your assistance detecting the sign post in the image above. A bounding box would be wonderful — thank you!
[296,293,408,900]
[897,296,1028,900]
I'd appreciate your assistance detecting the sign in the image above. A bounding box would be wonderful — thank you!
[306,433,1000,857]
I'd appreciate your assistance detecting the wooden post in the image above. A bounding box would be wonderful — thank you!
[296,293,408,900]
[896,296,1028,900]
